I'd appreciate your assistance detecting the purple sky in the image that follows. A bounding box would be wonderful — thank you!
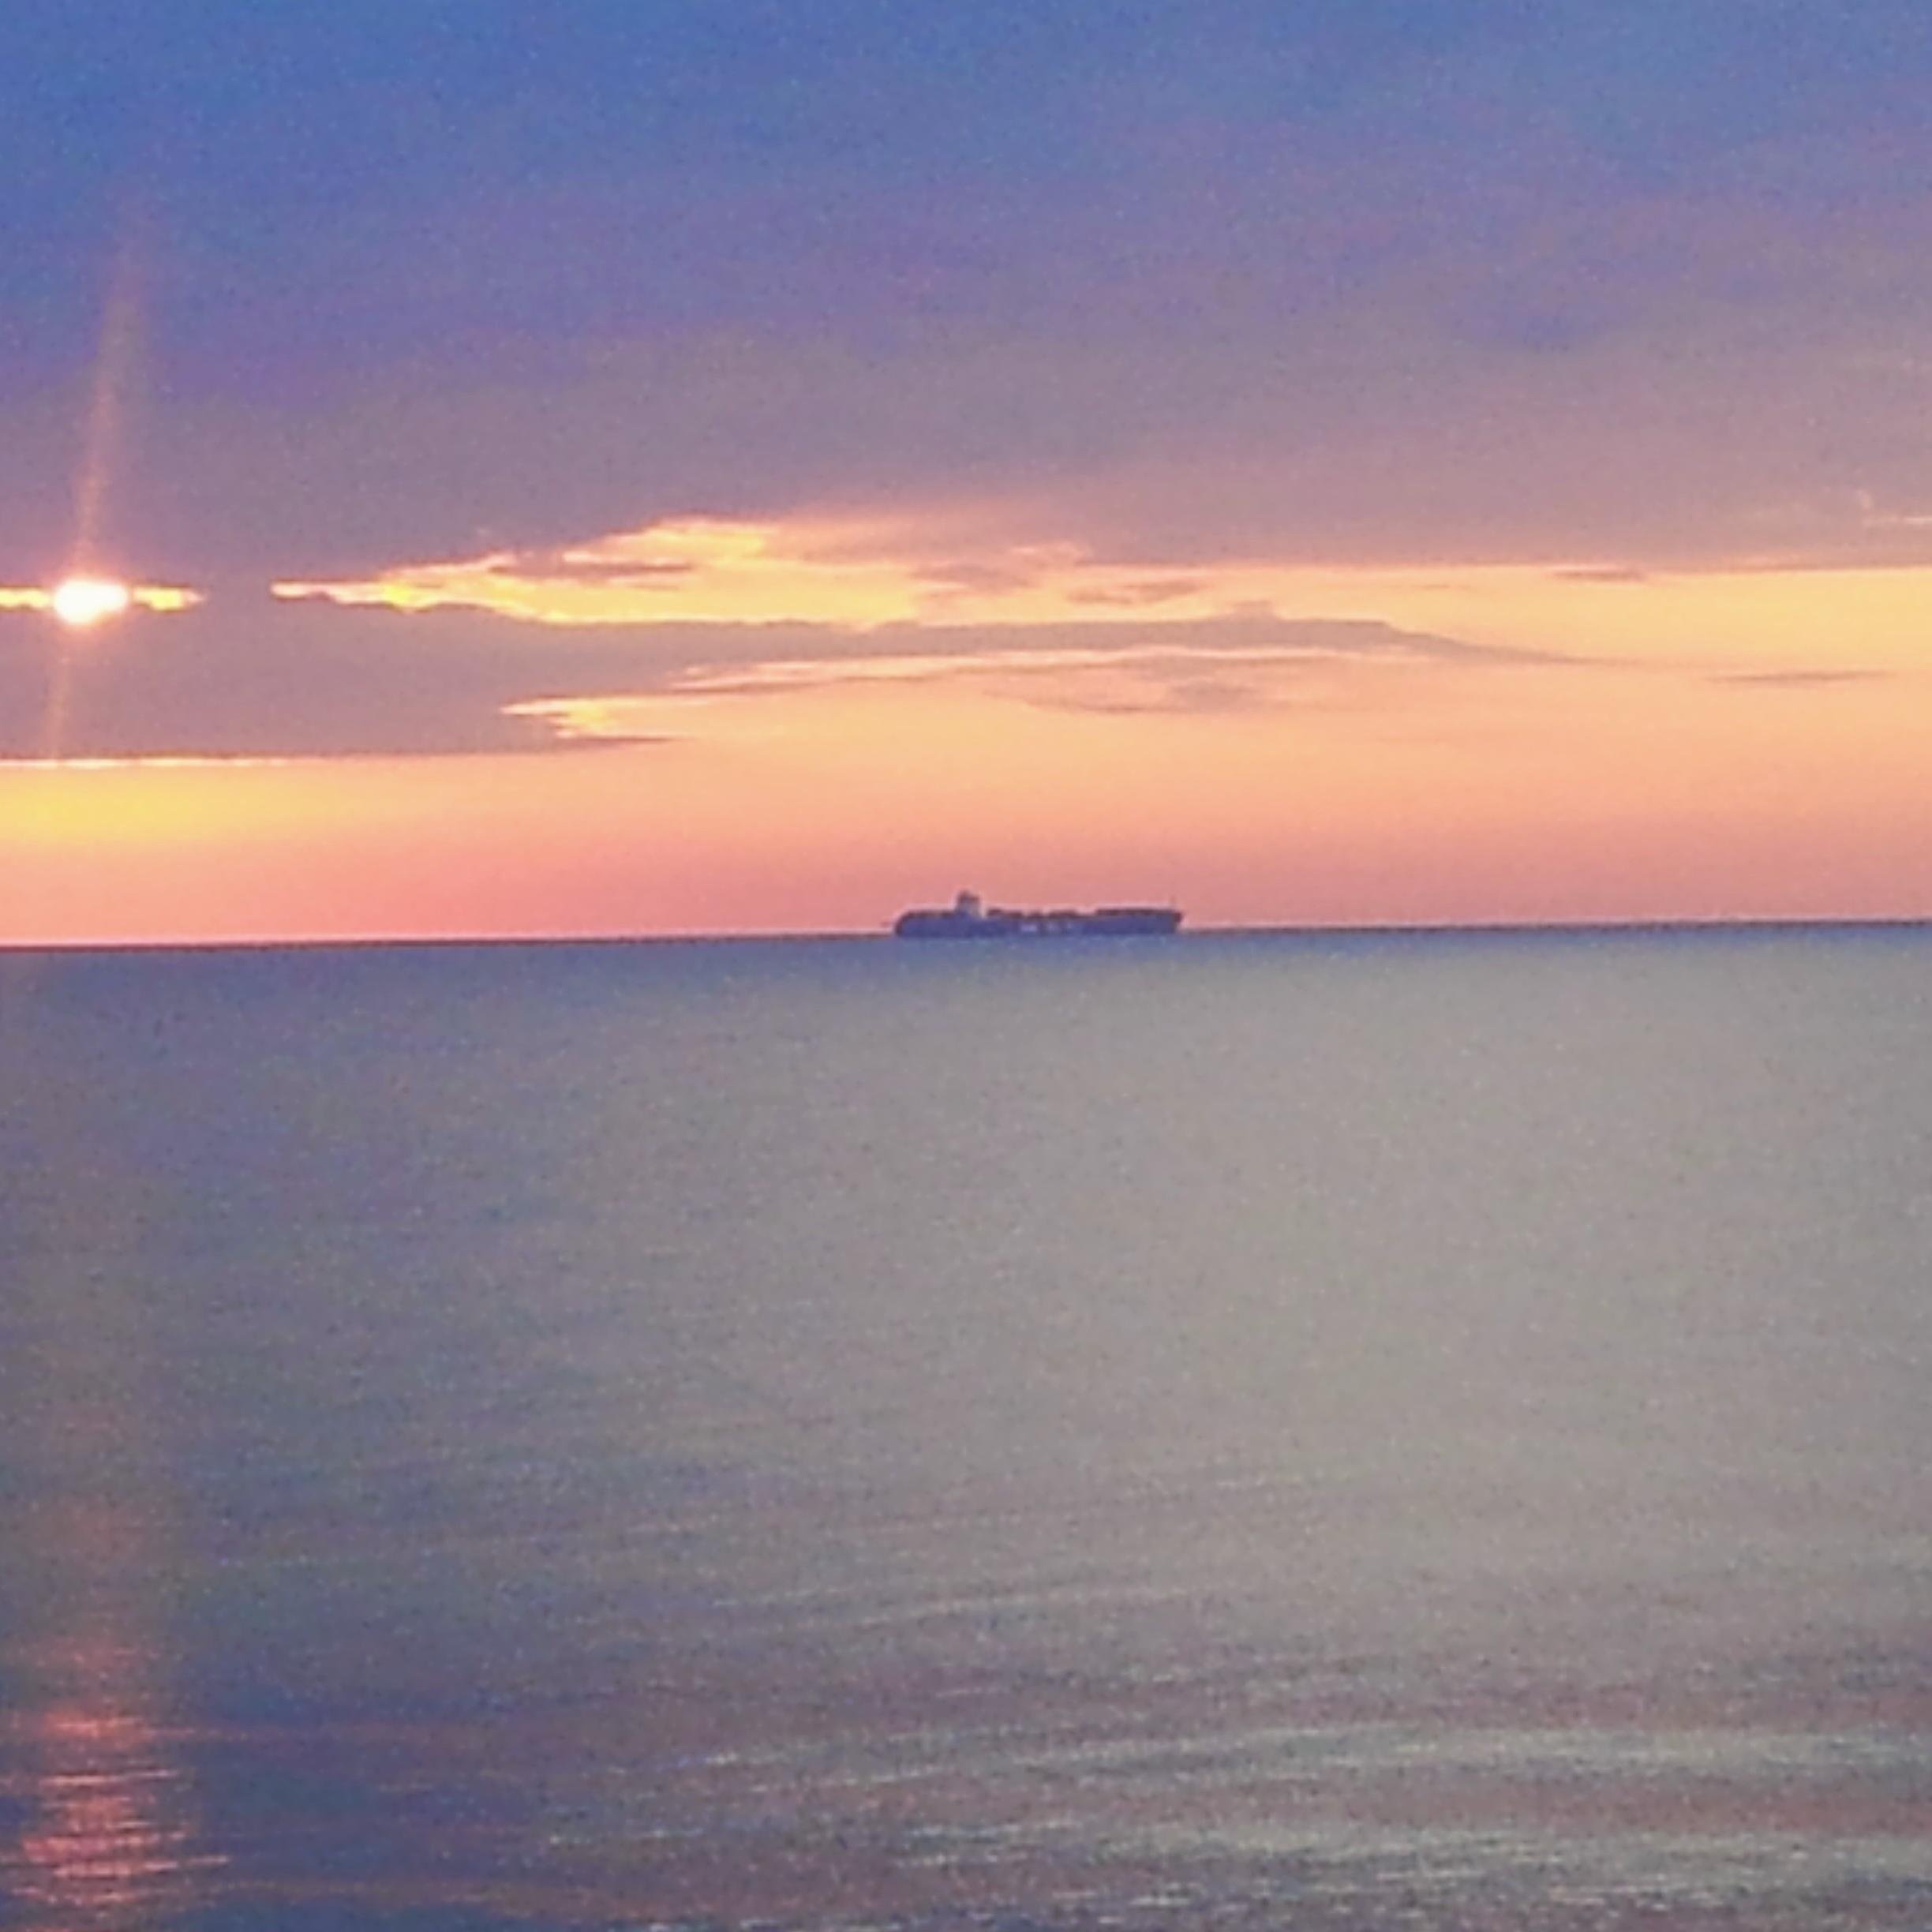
[6,0,1931,595]
[4,3,1931,940]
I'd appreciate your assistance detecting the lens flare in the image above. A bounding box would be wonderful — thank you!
[50,577,133,630]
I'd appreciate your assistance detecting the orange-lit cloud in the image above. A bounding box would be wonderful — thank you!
[261,506,1932,755]
[267,504,1932,676]
[278,511,1644,635]
[8,500,1932,945]
[274,514,1286,628]
[10,506,1932,772]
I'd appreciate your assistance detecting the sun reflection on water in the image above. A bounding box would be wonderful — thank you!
[7,1649,206,1927]
[0,1005,219,1931]
[1,1574,219,1930]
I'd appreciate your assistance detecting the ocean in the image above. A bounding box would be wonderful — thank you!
[1,928,1929,1930]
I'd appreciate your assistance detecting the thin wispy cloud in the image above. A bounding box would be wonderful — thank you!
[509,620,1539,743]
[1709,668,1893,688]
[0,601,1531,763]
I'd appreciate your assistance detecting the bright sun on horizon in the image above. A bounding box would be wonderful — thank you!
[49,574,133,628]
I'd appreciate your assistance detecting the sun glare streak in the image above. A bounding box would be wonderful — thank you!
[13,234,149,775]
[69,238,142,575]
[39,637,79,769]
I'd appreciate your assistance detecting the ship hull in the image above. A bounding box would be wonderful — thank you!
[894,904,1181,938]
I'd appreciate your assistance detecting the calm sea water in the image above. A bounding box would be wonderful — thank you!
[2,928,1929,1930]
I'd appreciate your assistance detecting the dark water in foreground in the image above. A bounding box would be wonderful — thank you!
[2,928,1930,1930]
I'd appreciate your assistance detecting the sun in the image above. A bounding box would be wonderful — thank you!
[49,575,133,628]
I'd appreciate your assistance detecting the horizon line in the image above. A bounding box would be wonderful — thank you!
[4,912,1931,960]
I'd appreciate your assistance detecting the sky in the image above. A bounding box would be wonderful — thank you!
[4,0,1932,942]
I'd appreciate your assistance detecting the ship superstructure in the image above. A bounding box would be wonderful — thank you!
[894,889,1182,938]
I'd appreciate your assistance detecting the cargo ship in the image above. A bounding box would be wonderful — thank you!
[894,890,1182,939]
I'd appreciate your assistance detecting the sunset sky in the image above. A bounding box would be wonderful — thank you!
[5,0,1931,942]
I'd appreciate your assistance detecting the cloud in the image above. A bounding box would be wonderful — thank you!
[9,9,1932,588]
[0,594,1527,765]
[27,291,1928,601]
[1709,667,1891,688]
[0,597,593,761]
[292,506,1852,643]
[273,513,1357,629]
[7,492,1908,768]
[504,615,1541,744]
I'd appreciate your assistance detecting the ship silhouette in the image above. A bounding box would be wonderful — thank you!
[894,889,1182,938]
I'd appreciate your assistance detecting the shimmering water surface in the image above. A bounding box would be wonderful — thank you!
[2,929,1929,1930]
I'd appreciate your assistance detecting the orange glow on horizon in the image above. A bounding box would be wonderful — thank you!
[9,507,1932,945]
[3,635,1930,947]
